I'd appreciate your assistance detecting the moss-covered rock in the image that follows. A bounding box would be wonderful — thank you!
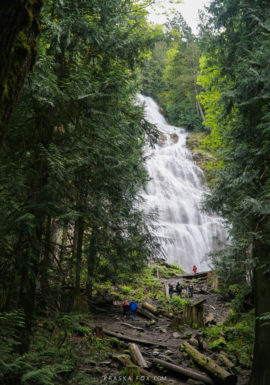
[186,132,219,185]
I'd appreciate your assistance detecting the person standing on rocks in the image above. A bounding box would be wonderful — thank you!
[176,282,182,298]
[169,284,174,299]
[193,265,197,274]
[188,283,194,298]
[129,300,137,321]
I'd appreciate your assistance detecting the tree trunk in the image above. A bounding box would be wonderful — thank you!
[86,227,98,309]
[18,222,43,353]
[40,216,52,301]
[137,306,158,320]
[103,329,166,348]
[250,242,270,385]
[0,0,43,149]
[152,358,215,385]
[74,217,84,302]
[114,355,169,385]
[142,302,158,315]
[129,343,148,368]
[59,221,68,266]
[194,85,206,122]
[182,342,237,385]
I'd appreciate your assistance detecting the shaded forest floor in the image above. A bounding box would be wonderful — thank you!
[86,273,251,385]
[0,265,253,385]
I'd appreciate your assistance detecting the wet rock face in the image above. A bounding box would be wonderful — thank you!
[158,134,167,146]
[170,133,179,143]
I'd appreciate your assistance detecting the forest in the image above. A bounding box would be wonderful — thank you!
[0,1,269,385]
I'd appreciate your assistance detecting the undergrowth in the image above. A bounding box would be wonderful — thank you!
[203,310,254,369]
[0,311,116,385]
[95,261,184,303]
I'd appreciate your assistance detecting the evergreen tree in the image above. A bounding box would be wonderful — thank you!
[199,1,270,382]
[0,0,159,352]
[0,0,44,149]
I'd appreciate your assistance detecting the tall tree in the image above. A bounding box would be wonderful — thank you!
[199,1,270,383]
[0,0,159,352]
[0,0,43,149]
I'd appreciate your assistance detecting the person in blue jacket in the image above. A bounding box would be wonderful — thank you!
[129,300,138,321]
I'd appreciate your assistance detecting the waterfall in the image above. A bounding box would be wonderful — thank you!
[139,94,227,273]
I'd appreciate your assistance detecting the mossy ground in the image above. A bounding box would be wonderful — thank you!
[94,261,184,303]
[203,310,254,369]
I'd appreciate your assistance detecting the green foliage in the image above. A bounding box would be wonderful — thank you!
[150,261,184,278]
[0,0,161,336]
[142,12,204,131]
[204,311,254,368]
[186,132,222,184]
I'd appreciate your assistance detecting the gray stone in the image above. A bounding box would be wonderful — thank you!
[172,332,181,338]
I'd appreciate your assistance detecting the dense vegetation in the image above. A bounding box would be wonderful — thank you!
[142,12,205,131]
[1,0,270,384]
[196,1,270,383]
[143,1,270,383]
[0,0,160,367]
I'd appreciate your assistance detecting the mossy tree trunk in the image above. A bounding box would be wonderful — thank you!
[86,227,98,309]
[74,216,84,308]
[0,0,43,149]
[250,241,270,385]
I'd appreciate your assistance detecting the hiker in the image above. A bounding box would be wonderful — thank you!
[122,301,130,316]
[129,300,138,321]
[176,282,182,297]
[188,283,194,298]
[169,284,174,299]
[192,265,197,274]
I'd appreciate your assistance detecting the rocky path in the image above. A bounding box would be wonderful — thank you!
[92,274,249,385]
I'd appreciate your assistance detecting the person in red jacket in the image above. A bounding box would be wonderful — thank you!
[122,301,130,316]
[193,265,197,274]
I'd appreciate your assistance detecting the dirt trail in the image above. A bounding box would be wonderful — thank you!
[92,274,251,385]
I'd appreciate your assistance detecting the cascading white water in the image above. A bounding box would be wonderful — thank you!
[139,94,227,273]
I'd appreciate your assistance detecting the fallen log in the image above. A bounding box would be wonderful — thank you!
[121,322,145,332]
[142,302,158,315]
[129,343,148,368]
[137,306,158,320]
[114,355,170,385]
[103,329,167,348]
[182,342,237,384]
[218,353,234,370]
[152,358,215,385]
